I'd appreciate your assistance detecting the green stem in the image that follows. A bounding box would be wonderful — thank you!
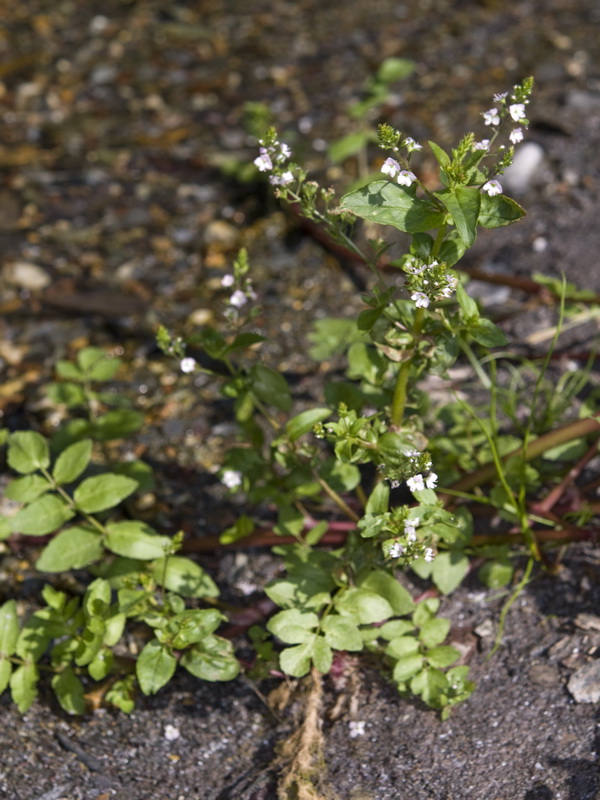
[390,307,425,427]
[312,470,360,523]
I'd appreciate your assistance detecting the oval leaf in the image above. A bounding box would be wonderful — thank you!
[136,639,177,695]
[340,180,445,234]
[105,521,171,560]
[4,475,51,503]
[7,431,50,475]
[52,439,93,485]
[286,408,332,442]
[0,600,19,658]
[180,637,240,682]
[51,667,85,715]
[37,526,104,572]
[74,474,138,513]
[151,556,219,599]
[11,495,75,536]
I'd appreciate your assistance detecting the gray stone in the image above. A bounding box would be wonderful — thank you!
[567,660,600,703]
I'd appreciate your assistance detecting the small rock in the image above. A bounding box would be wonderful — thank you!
[204,220,239,247]
[5,261,51,290]
[474,619,495,639]
[502,142,546,194]
[574,613,600,632]
[529,663,560,688]
[567,659,600,703]
[164,724,181,742]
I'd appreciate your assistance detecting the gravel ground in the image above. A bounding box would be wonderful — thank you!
[1,1,600,798]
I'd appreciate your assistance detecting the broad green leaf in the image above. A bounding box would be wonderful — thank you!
[55,360,84,381]
[392,654,423,682]
[36,525,104,572]
[0,600,19,658]
[91,410,144,441]
[322,616,363,651]
[412,598,440,627]
[74,620,105,666]
[112,460,155,492]
[478,193,525,228]
[169,609,225,648]
[431,551,470,595]
[220,514,255,545]
[0,659,12,694]
[180,637,240,681]
[335,587,393,624]
[410,666,448,704]
[378,619,415,640]
[456,280,479,319]
[151,556,219,599]
[428,141,451,168]
[4,474,51,503]
[436,186,481,248]
[250,364,292,412]
[41,584,67,611]
[359,570,415,616]
[50,418,92,451]
[267,610,319,644]
[385,635,420,659]
[478,559,514,589]
[469,318,508,348]
[279,641,313,677]
[83,578,112,618]
[319,459,361,494]
[419,617,451,648]
[11,495,75,536]
[340,180,445,234]
[328,131,372,163]
[376,57,415,83]
[52,667,85,715]
[224,332,266,354]
[74,473,138,513]
[45,381,86,408]
[103,613,126,647]
[52,439,93,485]
[136,639,177,695]
[88,648,114,681]
[7,431,50,474]
[426,645,459,668]
[307,318,366,360]
[10,662,39,712]
[105,521,171,560]
[365,482,390,515]
[77,347,121,381]
[264,578,331,611]
[311,636,333,673]
[286,408,332,442]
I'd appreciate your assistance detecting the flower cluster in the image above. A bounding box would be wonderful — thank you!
[380,514,436,564]
[377,124,423,187]
[403,257,457,309]
[253,130,296,187]
[381,157,417,187]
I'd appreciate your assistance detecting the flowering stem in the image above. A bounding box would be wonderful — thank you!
[390,306,425,427]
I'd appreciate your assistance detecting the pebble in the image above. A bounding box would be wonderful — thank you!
[4,261,51,290]
[502,142,546,194]
[567,659,600,703]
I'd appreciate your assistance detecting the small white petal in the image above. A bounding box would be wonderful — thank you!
[509,103,526,122]
[381,157,400,177]
[222,470,243,489]
[180,357,196,374]
[509,127,524,144]
[410,291,429,308]
[397,170,417,187]
[229,290,248,308]
[482,179,502,196]
[221,274,235,287]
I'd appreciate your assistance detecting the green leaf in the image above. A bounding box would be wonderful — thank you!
[478,559,514,589]
[328,131,372,163]
[436,186,480,248]
[419,617,451,647]
[279,641,313,677]
[335,587,393,624]
[322,616,363,652]
[341,180,445,234]
[91,409,144,441]
[45,381,87,408]
[365,482,390,515]
[83,578,111,618]
[180,636,240,681]
[52,667,85,715]
[52,439,93,485]
[0,600,19,659]
[105,675,136,713]
[0,659,12,695]
[7,431,50,474]
[385,635,420,659]
[105,521,171,560]
[410,666,448,703]
[267,609,319,644]
[392,654,423,682]
[378,619,415,640]
[478,193,526,228]
[36,525,104,571]
[359,570,415,616]
[307,318,366,360]
[220,514,255,545]
[469,318,508,348]
[376,57,415,84]
[77,347,121,381]
[168,609,224,648]
[11,495,75,536]
[4,474,51,503]
[431,551,469,595]
[74,473,138,513]
[55,360,84,381]
[311,636,333,673]
[151,556,219,599]
[286,408,332,442]
[136,639,177,695]
[10,662,40,712]
[103,613,126,647]
[426,645,459,668]
[88,648,114,681]
[428,141,451,169]
[250,364,292,412]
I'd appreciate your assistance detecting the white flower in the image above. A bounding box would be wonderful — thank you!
[254,147,273,172]
[269,170,294,186]
[411,291,429,309]
[180,357,196,374]
[509,127,524,144]
[425,472,438,489]
[229,290,248,308]
[493,92,508,102]
[222,469,243,489]
[381,157,401,178]
[483,108,500,126]
[348,720,366,738]
[424,547,435,563]
[221,273,235,287]
[473,139,490,151]
[389,542,404,558]
[482,179,502,196]
[279,142,292,159]
[509,103,526,122]
[404,524,417,542]
[397,169,417,187]
[404,137,422,152]
[407,474,425,492]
